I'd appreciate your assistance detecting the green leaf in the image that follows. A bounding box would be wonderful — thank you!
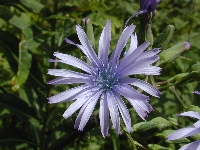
[151,117,176,128]
[19,0,44,14]
[167,71,200,85]
[189,33,200,49]
[191,62,200,72]
[22,27,57,53]
[133,122,159,133]
[0,5,12,20]
[11,41,32,91]
[185,105,200,113]
[132,121,164,140]
[0,93,39,124]
[82,18,96,49]
[148,144,173,150]
[9,15,29,30]
[146,24,153,47]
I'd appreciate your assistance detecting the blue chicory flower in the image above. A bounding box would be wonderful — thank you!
[48,20,161,137]
[167,111,200,150]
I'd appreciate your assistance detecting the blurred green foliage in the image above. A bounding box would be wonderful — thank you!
[0,0,200,149]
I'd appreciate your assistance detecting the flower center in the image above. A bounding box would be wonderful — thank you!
[94,67,119,91]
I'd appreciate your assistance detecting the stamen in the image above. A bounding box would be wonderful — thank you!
[94,67,119,91]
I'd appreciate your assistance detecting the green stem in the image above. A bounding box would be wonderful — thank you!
[150,75,156,87]
[157,83,174,91]
[153,108,180,128]
[170,86,187,109]
[138,13,148,45]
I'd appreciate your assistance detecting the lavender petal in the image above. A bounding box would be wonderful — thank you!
[99,93,110,137]
[167,126,200,141]
[98,20,111,66]
[179,140,200,150]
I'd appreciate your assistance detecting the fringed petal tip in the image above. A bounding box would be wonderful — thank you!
[154,67,162,75]
[102,134,107,138]
[65,38,75,45]
[101,131,109,138]
[154,91,162,98]
[106,20,111,24]
[157,48,161,53]
[124,23,135,29]
[53,52,59,55]
[152,93,161,98]
[193,91,200,95]
[175,114,181,116]
[75,24,82,28]
[48,101,53,104]
[141,109,154,120]
[47,69,53,74]
[140,116,146,121]
[140,111,150,120]
[166,136,172,141]
[47,98,50,103]
[129,23,136,29]
[48,58,57,62]
[150,108,154,112]
[47,98,54,104]
[47,81,53,84]
[78,128,84,132]
[118,130,122,135]
[151,48,161,55]
[158,67,162,73]
[62,114,68,119]
[144,41,150,46]
[101,126,108,139]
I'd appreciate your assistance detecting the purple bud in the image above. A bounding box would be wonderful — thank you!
[140,0,160,12]
[124,0,161,28]
[185,42,191,50]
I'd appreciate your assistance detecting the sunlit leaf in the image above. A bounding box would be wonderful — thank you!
[19,0,44,13]
[22,27,57,53]
[9,15,29,29]
[11,41,32,91]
